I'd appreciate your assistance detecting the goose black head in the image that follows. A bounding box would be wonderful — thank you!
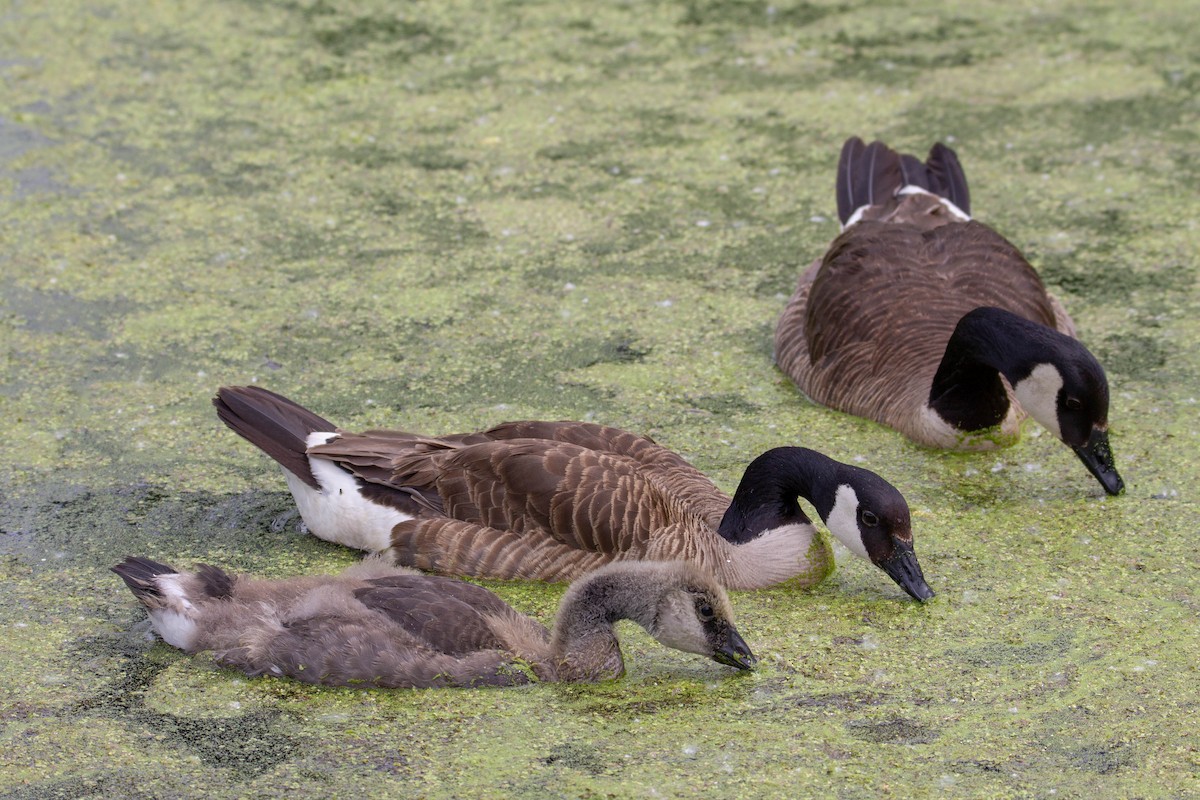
[939,307,1124,496]
[1011,347,1124,496]
[718,447,933,601]
[818,462,934,602]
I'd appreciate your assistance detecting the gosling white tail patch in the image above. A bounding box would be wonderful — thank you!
[145,574,200,649]
[156,574,195,611]
[149,609,199,650]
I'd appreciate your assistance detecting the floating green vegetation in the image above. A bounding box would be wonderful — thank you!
[1,0,1198,797]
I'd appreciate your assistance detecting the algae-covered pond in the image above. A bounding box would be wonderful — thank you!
[1,0,1198,797]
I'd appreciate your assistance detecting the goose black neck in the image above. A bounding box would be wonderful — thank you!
[717,447,839,544]
[928,307,1053,432]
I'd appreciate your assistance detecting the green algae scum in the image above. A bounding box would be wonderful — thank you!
[1,0,1198,797]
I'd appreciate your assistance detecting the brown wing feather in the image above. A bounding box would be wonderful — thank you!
[307,421,728,532]
[389,517,615,581]
[307,433,449,515]
[483,421,689,471]
[399,440,683,553]
[481,421,728,527]
[256,417,732,579]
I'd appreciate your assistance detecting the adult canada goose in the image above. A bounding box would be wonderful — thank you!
[774,137,1123,496]
[112,555,756,686]
[214,385,933,601]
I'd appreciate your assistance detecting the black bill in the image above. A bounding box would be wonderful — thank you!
[713,626,757,671]
[881,545,935,602]
[1072,426,1124,496]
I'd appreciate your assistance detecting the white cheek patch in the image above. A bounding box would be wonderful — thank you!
[825,485,869,561]
[1013,363,1065,440]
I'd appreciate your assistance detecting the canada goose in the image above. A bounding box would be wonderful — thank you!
[214,385,933,601]
[774,137,1123,496]
[112,555,756,686]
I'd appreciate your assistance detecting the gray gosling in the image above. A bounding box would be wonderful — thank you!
[113,556,757,687]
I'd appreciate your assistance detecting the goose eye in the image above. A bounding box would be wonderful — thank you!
[861,510,879,527]
[1065,396,1083,411]
[697,602,715,621]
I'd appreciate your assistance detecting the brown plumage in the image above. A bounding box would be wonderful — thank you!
[112,555,756,687]
[214,385,933,601]
[775,137,1122,495]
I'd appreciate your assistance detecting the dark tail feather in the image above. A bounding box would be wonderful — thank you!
[112,556,177,605]
[836,136,865,224]
[898,153,930,191]
[214,386,338,490]
[196,563,236,599]
[835,137,972,224]
[836,137,904,225]
[925,142,970,215]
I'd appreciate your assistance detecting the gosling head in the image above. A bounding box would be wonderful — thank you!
[636,562,757,671]
[819,462,934,602]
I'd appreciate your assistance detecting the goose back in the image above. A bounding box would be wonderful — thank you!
[310,431,741,581]
[314,420,727,527]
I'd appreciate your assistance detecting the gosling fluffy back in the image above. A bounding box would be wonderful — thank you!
[113,556,755,687]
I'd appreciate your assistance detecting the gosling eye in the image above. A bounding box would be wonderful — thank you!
[1064,396,1083,411]
[696,602,715,621]
[861,510,879,527]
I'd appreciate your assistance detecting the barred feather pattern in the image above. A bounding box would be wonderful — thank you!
[215,389,836,590]
[315,425,809,588]
[383,439,755,584]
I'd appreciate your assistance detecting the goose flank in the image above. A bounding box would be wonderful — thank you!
[774,137,1123,496]
[214,385,933,601]
[112,556,756,687]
